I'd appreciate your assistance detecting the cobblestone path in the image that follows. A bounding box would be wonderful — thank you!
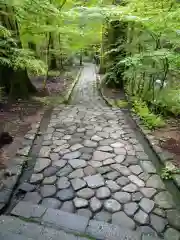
[18,64,180,238]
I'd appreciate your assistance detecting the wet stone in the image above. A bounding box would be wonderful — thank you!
[116,176,130,186]
[83,140,98,148]
[43,167,57,177]
[77,188,95,199]
[146,175,165,189]
[105,180,120,192]
[122,183,138,192]
[73,197,88,208]
[138,226,157,238]
[103,158,115,165]
[124,202,138,216]
[60,201,75,213]
[153,208,166,218]
[128,175,145,187]
[39,146,51,158]
[97,166,111,174]
[40,185,56,197]
[43,176,57,185]
[30,174,43,184]
[97,146,113,152]
[57,177,70,189]
[68,169,84,179]
[70,144,83,151]
[111,142,124,148]
[129,165,143,175]
[96,187,111,199]
[164,228,180,240]
[139,198,155,213]
[84,174,104,188]
[56,187,74,201]
[77,208,92,219]
[150,214,167,232]
[54,140,67,146]
[114,155,125,164]
[71,178,86,191]
[56,165,73,177]
[52,159,66,168]
[79,147,94,154]
[167,209,180,230]
[23,192,42,204]
[34,158,51,173]
[84,166,96,176]
[81,153,92,160]
[62,151,81,160]
[132,192,143,202]
[41,198,61,209]
[139,172,150,181]
[140,188,157,198]
[104,199,121,213]
[124,156,139,165]
[69,159,87,169]
[106,171,120,180]
[112,211,135,230]
[90,197,102,212]
[140,161,156,174]
[94,211,112,222]
[154,191,175,209]
[92,151,115,161]
[114,191,131,203]
[111,164,131,176]
[18,183,35,192]
[50,153,60,161]
[134,209,149,225]
[89,161,102,168]
[91,135,103,141]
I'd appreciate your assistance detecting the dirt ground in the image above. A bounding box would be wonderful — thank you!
[0,67,79,169]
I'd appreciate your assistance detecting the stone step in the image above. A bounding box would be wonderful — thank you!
[9,201,162,240]
[0,231,34,240]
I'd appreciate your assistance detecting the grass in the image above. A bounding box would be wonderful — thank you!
[33,95,65,107]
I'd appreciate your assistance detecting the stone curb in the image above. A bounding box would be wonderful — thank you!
[98,78,180,190]
[10,201,162,240]
[0,121,41,212]
[64,68,82,103]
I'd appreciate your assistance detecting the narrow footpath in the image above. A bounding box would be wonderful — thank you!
[1,64,180,240]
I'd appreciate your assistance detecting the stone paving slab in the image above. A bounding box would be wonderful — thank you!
[13,64,180,239]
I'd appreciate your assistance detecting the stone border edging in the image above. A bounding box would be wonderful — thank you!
[98,79,180,190]
[0,121,41,212]
[10,201,162,240]
[64,68,82,103]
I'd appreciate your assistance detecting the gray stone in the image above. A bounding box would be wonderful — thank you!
[139,198,155,213]
[77,209,92,219]
[52,159,66,168]
[43,176,57,185]
[106,171,120,180]
[111,142,125,148]
[90,197,102,212]
[83,166,96,176]
[136,152,148,160]
[128,175,145,187]
[71,178,86,191]
[97,131,109,138]
[97,166,111,174]
[112,212,135,230]
[34,158,51,173]
[18,183,35,192]
[164,228,180,240]
[17,146,31,156]
[153,208,166,217]
[83,140,98,148]
[125,156,138,165]
[146,175,165,189]
[57,165,73,177]
[167,210,180,230]
[84,174,104,188]
[69,159,87,169]
[122,183,138,192]
[54,140,67,146]
[116,176,130,186]
[53,144,70,153]
[42,208,89,233]
[140,161,156,173]
[124,202,138,216]
[70,144,83,151]
[43,167,58,177]
[50,153,60,161]
[106,180,120,192]
[79,147,94,154]
[23,192,42,204]
[114,155,125,163]
[132,192,143,202]
[140,188,157,198]
[154,191,175,209]
[134,210,149,224]
[104,199,121,213]
[57,177,70,189]
[89,161,102,168]
[111,164,131,176]
[150,214,167,232]
[99,139,114,146]
[63,151,81,160]
[57,188,74,201]
[114,148,126,155]
[129,165,143,175]
[94,211,112,222]
[139,172,150,181]
[41,198,61,209]
[69,169,84,179]
[91,135,103,141]
[77,188,95,199]
[96,187,111,199]
[73,197,88,208]
[103,158,115,165]
[114,191,131,203]
[138,226,157,237]
[40,185,56,197]
[39,146,51,158]
[60,201,74,213]
[97,146,113,152]
[30,174,43,184]
[92,151,115,161]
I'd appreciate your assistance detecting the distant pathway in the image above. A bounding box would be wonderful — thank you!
[14,64,180,238]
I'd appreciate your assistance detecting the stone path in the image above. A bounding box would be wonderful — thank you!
[15,64,180,239]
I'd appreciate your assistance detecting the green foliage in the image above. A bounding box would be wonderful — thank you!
[116,99,128,108]
[132,99,165,129]
[161,167,180,180]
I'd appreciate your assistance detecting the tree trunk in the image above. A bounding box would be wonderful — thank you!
[0,5,37,98]
[49,33,57,70]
